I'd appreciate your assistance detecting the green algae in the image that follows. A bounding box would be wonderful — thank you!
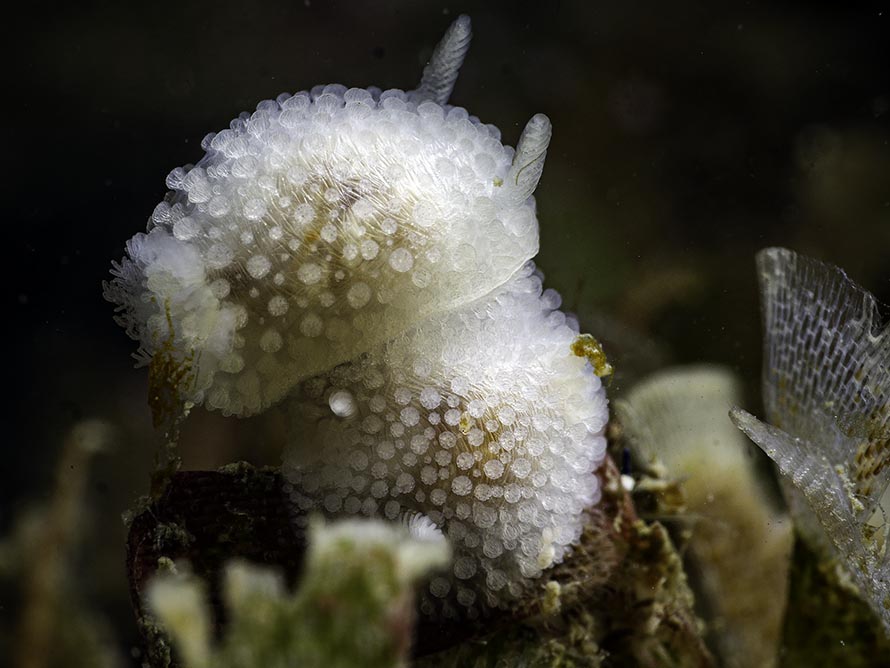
[780,537,890,668]
[145,518,449,668]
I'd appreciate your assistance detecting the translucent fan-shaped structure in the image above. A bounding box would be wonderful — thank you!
[283,263,609,619]
[104,16,549,417]
[730,247,890,631]
[618,366,792,668]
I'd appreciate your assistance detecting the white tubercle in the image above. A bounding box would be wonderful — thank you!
[283,263,609,619]
[104,16,545,417]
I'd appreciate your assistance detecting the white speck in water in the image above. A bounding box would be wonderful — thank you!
[620,474,636,492]
[329,389,358,418]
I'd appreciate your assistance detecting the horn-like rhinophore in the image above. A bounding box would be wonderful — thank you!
[412,15,473,105]
[505,113,552,204]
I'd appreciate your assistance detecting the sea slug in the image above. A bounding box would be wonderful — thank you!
[105,15,611,619]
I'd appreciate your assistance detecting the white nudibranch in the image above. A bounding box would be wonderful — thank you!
[730,247,890,632]
[105,15,610,618]
[104,14,544,417]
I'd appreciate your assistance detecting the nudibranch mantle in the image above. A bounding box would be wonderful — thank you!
[104,15,547,417]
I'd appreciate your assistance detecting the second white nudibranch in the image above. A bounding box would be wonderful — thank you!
[730,247,890,632]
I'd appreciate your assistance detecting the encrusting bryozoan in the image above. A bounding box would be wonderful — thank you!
[104,14,546,417]
[729,247,890,632]
[284,263,609,618]
[617,366,792,668]
[105,15,611,618]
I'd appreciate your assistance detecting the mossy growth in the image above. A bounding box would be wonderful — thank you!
[415,518,712,668]
[127,459,715,668]
[780,537,890,668]
[1,420,122,668]
[571,334,614,378]
[416,460,713,668]
[415,610,607,668]
[145,517,450,668]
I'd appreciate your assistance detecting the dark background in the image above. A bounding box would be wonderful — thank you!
[4,0,889,661]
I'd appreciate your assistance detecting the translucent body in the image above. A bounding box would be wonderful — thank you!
[730,247,890,632]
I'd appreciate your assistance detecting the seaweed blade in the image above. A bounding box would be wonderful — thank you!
[730,247,890,632]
